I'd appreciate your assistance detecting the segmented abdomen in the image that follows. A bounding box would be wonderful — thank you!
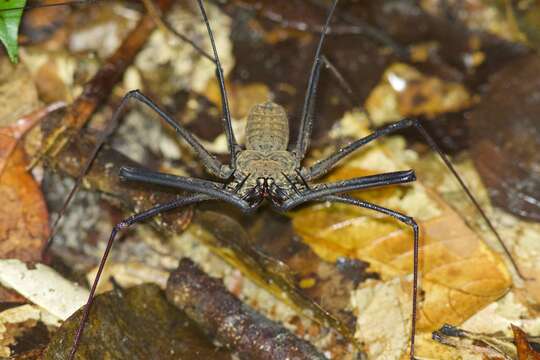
[245,102,289,152]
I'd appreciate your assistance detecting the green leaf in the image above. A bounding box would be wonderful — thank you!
[0,0,27,63]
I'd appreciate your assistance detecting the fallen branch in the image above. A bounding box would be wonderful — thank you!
[166,258,328,360]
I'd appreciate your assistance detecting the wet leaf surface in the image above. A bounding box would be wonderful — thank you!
[44,284,232,360]
[468,54,540,222]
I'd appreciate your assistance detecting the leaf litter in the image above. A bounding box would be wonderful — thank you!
[0,0,540,359]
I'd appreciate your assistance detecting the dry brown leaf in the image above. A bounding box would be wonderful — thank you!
[289,112,511,357]
[0,59,40,127]
[414,154,540,308]
[0,105,62,262]
[293,170,511,331]
[513,325,540,360]
[0,147,49,262]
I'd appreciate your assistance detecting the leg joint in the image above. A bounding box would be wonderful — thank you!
[114,220,130,232]
[124,89,144,100]
[397,214,417,228]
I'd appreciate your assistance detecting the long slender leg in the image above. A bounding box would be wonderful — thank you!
[301,117,525,279]
[119,166,250,210]
[68,194,212,360]
[141,0,215,62]
[296,194,419,360]
[281,170,416,210]
[308,0,410,59]
[320,55,375,127]
[116,89,231,179]
[293,0,338,162]
[44,104,120,253]
[321,55,353,97]
[195,0,239,165]
[303,118,419,180]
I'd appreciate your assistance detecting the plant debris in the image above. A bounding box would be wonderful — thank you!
[432,323,540,360]
[43,284,232,359]
[166,258,328,360]
[0,1,539,359]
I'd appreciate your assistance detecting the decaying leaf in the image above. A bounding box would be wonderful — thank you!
[0,58,39,125]
[0,259,88,321]
[44,284,232,360]
[350,277,411,359]
[432,323,515,359]
[0,104,63,263]
[513,325,540,360]
[413,153,540,309]
[0,304,58,358]
[191,211,358,351]
[0,146,49,262]
[431,323,540,360]
[468,55,540,223]
[365,63,473,126]
[292,112,511,357]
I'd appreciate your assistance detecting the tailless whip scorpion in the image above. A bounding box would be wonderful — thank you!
[1,0,525,358]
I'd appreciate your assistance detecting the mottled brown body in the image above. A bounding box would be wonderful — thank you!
[245,102,289,152]
[233,102,299,197]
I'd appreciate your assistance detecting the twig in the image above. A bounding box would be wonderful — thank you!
[166,258,328,360]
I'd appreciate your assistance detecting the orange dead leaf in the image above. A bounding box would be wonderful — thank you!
[292,165,511,332]
[512,325,540,360]
[0,148,49,262]
[0,104,63,262]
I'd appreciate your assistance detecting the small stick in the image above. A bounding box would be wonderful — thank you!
[29,0,174,170]
[166,258,329,360]
[37,0,175,252]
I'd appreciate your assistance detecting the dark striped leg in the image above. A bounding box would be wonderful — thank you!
[279,170,416,211]
[68,194,212,360]
[119,166,250,210]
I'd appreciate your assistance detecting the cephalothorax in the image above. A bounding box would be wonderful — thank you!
[57,0,520,359]
[232,102,299,205]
